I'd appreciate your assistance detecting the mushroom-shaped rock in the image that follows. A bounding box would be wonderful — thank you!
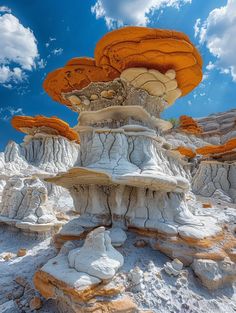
[95,26,203,97]
[43,26,202,110]
[11,115,79,142]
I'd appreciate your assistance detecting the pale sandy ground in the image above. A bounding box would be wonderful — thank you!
[0,200,236,313]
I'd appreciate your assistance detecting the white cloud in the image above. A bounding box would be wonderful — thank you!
[202,73,209,81]
[91,0,192,29]
[45,37,56,48]
[38,58,47,69]
[0,66,25,84]
[0,12,38,86]
[0,106,24,121]
[51,48,63,56]
[196,0,236,81]
[0,6,11,13]
[194,18,201,37]
[206,61,215,71]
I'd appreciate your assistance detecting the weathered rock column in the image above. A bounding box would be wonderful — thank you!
[35,27,236,302]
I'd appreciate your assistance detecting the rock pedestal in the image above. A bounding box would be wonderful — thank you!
[47,80,225,262]
[34,227,130,313]
[34,27,236,309]
[0,117,80,234]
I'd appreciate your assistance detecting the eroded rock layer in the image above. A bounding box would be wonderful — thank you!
[165,110,236,203]
[0,133,80,231]
[11,115,79,142]
[192,161,236,203]
[179,115,203,134]
[196,109,236,145]
[0,176,62,232]
[43,26,203,110]
[46,95,231,265]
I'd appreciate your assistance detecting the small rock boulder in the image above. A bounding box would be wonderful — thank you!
[192,257,236,290]
[29,296,42,310]
[109,227,127,247]
[68,226,124,280]
[17,248,27,257]
[164,258,183,276]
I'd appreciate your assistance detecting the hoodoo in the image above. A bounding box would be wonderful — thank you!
[32,26,236,311]
[0,115,80,234]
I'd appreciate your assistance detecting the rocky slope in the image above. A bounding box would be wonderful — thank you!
[165,109,236,204]
[0,134,80,233]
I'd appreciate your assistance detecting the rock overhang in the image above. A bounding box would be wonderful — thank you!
[43,26,203,111]
[11,115,79,143]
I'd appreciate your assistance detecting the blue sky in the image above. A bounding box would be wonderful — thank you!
[0,0,235,149]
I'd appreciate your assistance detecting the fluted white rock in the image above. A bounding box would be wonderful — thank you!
[192,161,236,203]
[68,227,124,280]
[0,176,62,231]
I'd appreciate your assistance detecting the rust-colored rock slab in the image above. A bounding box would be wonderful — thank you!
[11,115,79,142]
[43,57,119,108]
[179,115,203,134]
[34,268,135,313]
[196,138,236,156]
[43,27,202,109]
[95,26,203,97]
[174,146,196,158]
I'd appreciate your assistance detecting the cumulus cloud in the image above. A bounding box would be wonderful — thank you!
[0,66,25,84]
[195,0,236,81]
[0,11,39,86]
[91,0,192,29]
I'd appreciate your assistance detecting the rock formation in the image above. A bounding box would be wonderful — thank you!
[44,27,224,251]
[34,227,129,312]
[0,177,62,232]
[196,109,236,145]
[0,115,80,233]
[30,26,236,303]
[11,115,80,172]
[44,27,202,110]
[192,161,236,203]
[165,111,236,203]
[179,115,203,134]
[192,258,236,290]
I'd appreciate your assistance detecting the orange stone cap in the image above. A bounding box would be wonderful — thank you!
[174,146,196,158]
[179,115,203,134]
[95,26,203,97]
[43,26,203,109]
[11,115,79,142]
[196,138,236,156]
[43,57,119,108]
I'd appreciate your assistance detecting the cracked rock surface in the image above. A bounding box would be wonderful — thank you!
[0,133,80,231]
[0,177,60,231]
[68,227,124,280]
[192,161,236,203]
